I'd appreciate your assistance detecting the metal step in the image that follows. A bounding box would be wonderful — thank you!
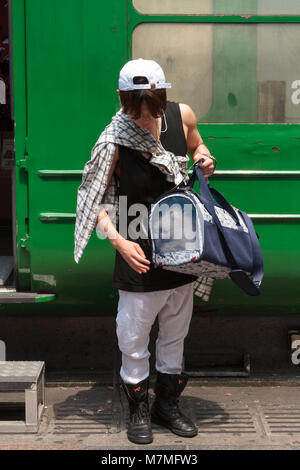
[0,361,45,433]
[0,291,56,303]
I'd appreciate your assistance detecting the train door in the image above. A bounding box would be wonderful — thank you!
[0,0,15,291]
[5,0,127,310]
[0,0,56,303]
[6,0,300,314]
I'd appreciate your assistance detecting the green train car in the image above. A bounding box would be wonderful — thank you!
[1,0,300,323]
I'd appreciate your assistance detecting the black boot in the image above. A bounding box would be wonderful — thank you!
[151,372,198,437]
[121,378,153,444]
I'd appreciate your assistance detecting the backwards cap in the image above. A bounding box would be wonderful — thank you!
[118,58,172,91]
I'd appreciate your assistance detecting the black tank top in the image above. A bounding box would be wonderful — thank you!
[112,101,198,292]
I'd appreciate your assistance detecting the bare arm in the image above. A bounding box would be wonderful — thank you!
[180,103,215,178]
[96,145,150,274]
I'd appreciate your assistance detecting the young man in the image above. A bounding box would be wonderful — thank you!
[75,59,215,444]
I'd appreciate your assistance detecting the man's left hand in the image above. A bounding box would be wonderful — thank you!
[194,154,215,178]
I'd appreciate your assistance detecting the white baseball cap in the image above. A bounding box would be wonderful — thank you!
[118,58,172,91]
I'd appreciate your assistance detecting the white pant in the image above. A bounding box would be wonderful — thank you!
[116,283,194,384]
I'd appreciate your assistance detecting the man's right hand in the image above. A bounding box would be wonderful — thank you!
[115,239,151,275]
[97,206,151,275]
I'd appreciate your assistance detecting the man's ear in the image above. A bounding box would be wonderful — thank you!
[117,89,121,104]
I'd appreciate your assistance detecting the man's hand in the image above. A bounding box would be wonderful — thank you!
[193,153,215,178]
[116,239,151,275]
[97,208,151,275]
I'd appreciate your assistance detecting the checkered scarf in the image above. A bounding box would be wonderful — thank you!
[74,108,213,301]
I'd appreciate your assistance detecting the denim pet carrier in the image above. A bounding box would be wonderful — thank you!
[148,164,264,296]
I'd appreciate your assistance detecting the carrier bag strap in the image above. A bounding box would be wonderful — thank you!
[191,165,263,296]
[237,209,264,288]
[187,171,240,225]
[209,186,264,287]
[209,187,241,227]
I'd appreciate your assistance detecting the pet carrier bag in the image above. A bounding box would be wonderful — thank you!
[148,163,264,296]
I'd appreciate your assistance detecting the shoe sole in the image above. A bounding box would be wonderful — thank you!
[127,433,153,445]
[151,414,198,438]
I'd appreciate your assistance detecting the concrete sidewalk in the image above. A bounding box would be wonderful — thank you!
[1,376,300,450]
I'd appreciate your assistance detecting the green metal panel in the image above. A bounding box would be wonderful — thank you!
[5,1,300,316]
[8,0,128,314]
[25,0,127,310]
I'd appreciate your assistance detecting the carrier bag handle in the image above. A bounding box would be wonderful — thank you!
[186,163,240,226]
[234,209,264,288]
[209,187,241,227]
[189,165,263,295]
